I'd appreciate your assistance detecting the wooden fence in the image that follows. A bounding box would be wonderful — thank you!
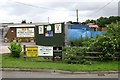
[63,52,120,61]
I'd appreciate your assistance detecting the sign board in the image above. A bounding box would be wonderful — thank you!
[53,47,62,61]
[55,24,62,33]
[47,25,51,31]
[38,46,53,56]
[26,47,38,57]
[39,26,44,34]
[17,28,34,37]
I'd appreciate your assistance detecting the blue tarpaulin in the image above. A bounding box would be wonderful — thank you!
[67,29,106,40]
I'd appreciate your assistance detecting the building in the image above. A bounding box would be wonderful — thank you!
[89,24,99,31]
[4,22,48,42]
[35,22,65,46]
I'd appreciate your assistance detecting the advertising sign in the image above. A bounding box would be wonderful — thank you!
[26,47,38,57]
[55,24,62,33]
[45,31,53,37]
[47,25,51,31]
[38,46,53,56]
[39,26,44,34]
[53,47,62,61]
[17,28,34,37]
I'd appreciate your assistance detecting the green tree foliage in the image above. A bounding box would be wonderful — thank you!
[63,47,89,64]
[84,16,120,28]
[97,17,109,27]
[70,35,89,47]
[21,20,26,24]
[85,19,96,24]
[8,40,22,58]
[88,22,120,61]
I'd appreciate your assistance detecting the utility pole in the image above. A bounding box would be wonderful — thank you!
[76,9,79,22]
[48,17,49,24]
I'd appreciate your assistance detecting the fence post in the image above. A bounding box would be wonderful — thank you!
[23,45,26,60]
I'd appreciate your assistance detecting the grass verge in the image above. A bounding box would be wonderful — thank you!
[1,54,119,72]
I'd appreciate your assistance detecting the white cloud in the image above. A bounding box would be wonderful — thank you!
[0,0,119,23]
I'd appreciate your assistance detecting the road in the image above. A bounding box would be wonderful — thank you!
[2,71,119,78]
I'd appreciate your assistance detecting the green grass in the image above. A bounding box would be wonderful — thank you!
[1,54,119,72]
[0,54,2,67]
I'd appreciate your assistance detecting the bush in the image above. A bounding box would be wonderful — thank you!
[8,40,22,58]
[70,34,91,47]
[88,22,120,61]
[63,47,89,64]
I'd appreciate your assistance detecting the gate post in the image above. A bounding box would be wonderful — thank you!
[23,45,26,60]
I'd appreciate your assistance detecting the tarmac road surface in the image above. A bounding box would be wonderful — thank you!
[0,42,36,54]
[2,71,119,78]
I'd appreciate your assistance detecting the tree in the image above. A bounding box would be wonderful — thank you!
[84,16,120,28]
[85,19,96,24]
[88,22,120,61]
[97,17,109,28]
[21,20,26,24]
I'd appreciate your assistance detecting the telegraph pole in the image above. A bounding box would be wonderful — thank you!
[76,9,79,22]
[48,17,49,24]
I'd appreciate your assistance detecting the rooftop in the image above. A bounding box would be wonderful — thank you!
[89,25,99,28]
[7,22,48,27]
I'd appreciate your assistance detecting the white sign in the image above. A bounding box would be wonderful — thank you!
[16,28,34,37]
[39,26,44,34]
[55,24,62,33]
[38,46,53,56]
[47,25,51,31]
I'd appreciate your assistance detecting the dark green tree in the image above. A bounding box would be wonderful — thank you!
[21,20,26,24]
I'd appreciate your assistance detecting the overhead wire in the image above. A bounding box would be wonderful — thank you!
[8,0,116,21]
[88,0,115,17]
[8,0,74,11]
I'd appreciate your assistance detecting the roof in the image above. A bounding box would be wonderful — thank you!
[8,24,35,28]
[68,24,90,30]
[7,22,48,28]
[89,25,99,28]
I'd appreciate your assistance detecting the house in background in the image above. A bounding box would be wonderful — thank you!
[89,24,99,31]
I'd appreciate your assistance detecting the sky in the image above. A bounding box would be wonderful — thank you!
[0,0,119,23]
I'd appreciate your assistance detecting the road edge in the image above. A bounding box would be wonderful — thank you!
[1,68,119,74]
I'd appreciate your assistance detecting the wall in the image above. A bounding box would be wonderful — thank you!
[5,27,16,42]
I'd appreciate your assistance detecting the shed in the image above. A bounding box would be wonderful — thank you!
[35,23,65,47]
[4,23,48,42]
